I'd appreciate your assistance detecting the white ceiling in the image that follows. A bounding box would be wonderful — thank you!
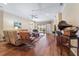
[0,3,64,22]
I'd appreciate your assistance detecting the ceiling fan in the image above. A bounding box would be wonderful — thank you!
[31,14,38,18]
[30,9,38,19]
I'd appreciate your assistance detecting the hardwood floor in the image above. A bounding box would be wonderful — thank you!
[0,34,73,56]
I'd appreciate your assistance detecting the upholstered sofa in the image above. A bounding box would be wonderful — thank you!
[3,29,31,46]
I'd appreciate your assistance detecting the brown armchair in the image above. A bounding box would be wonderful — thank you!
[18,31,32,43]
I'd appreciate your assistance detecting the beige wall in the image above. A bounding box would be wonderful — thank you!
[62,4,79,26]
[0,10,3,40]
